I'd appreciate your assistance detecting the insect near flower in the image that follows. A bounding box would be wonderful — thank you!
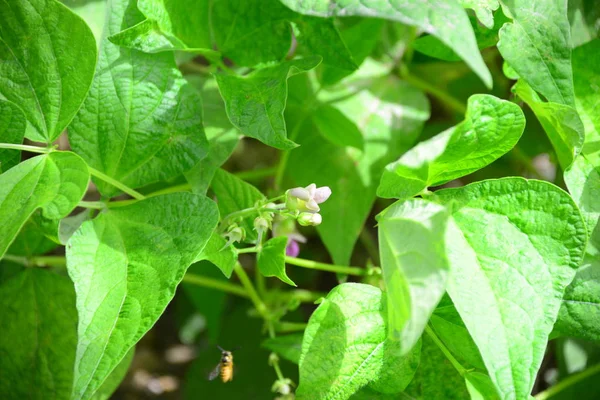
[209,346,235,383]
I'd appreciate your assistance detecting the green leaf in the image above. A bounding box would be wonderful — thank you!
[66,192,219,399]
[0,269,77,400]
[69,0,208,197]
[458,0,499,28]
[194,233,237,278]
[60,0,107,44]
[0,100,25,173]
[286,61,430,265]
[90,347,135,400]
[0,0,96,143]
[432,178,587,399]
[377,199,450,354]
[211,168,266,243]
[465,371,501,400]
[0,152,89,258]
[498,0,575,106]
[297,283,420,399]
[215,57,321,150]
[257,236,296,286]
[568,0,600,48]
[312,104,364,150]
[377,94,525,200]
[6,215,59,257]
[513,80,584,169]
[279,0,492,88]
[262,333,304,364]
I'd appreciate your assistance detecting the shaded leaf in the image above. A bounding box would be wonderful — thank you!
[0,100,25,172]
[459,0,499,28]
[378,94,525,199]
[194,233,237,278]
[67,193,219,399]
[0,0,96,143]
[312,104,364,150]
[91,348,135,400]
[262,333,304,364]
[257,236,296,286]
[0,152,89,258]
[69,0,208,197]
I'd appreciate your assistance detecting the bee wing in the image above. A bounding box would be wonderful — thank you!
[208,363,221,381]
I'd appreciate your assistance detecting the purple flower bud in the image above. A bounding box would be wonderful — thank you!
[285,239,300,257]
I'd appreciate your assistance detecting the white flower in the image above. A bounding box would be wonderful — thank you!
[288,184,332,212]
[298,212,322,226]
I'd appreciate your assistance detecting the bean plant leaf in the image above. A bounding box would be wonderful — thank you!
[286,60,430,265]
[6,215,59,257]
[211,168,266,243]
[91,348,135,400]
[513,80,584,169]
[459,0,499,29]
[378,94,525,200]
[377,199,450,354]
[497,0,575,106]
[279,0,492,88]
[297,283,420,399]
[0,100,25,173]
[311,104,364,150]
[0,0,96,143]
[262,333,303,364]
[0,152,89,258]
[194,232,237,278]
[0,268,77,400]
[215,57,321,150]
[69,0,208,197]
[432,178,587,399]
[568,0,600,48]
[67,193,219,399]
[257,236,296,286]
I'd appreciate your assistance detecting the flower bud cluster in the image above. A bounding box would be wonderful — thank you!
[285,183,331,226]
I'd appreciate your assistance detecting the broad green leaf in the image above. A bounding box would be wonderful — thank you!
[0,100,25,172]
[377,95,525,200]
[0,152,89,258]
[69,0,208,197]
[286,61,430,265]
[568,0,600,48]
[498,0,574,106]
[215,57,321,150]
[279,0,493,88]
[262,333,303,364]
[183,261,229,344]
[184,76,240,195]
[60,0,107,44]
[432,178,587,399]
[194,233,237,278]
[312,104,364,150]
[297,283,420,399]
[211,168,266,242]
[91,347,135,400]
[459,0,499,28]
[6,215,59,257]
[0,0,96,143]
[0,268,77,399]
[257,236,296,286]
[31,208,92,246]
[67,193,219,399]
[377,199,450,354]
[513,80,584,169]
[465,371,501,400]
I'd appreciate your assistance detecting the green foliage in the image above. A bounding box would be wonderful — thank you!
[1,1,599,399]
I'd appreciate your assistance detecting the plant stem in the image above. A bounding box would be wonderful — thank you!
[182,273,248,298]
[0,143,52,154]
[398,66,467,115]
[284,256,368,276]
[425,324,467,376]
[235,166,278,181]
[88,167,146,201]
[2,254,67,268]
[237,246,259,254]
[233,262,270,319]
[78,200,106,209]
[359,229,380,265]
[535,363,600,400]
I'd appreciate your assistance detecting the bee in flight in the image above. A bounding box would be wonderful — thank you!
[209,346,235,383]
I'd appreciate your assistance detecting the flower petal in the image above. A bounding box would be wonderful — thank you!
[313,186,332,203]
[289,187,310,200]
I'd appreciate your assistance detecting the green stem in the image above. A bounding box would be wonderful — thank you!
[2,254,67,268]
[0,143,52,154]
[78,201,106,209]
[270,353,286,380]
[425,324,467,376]
[182,273,248,298]
[233,262,270,319]
[237,246,259,254]
[235,166,278,181]
[398,66,467,115]
[88,167,146,201]
[284,256,368,276]
[535,363,600,400]
[359,229,380,265]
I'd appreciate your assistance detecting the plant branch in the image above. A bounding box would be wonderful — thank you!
[235,166,278,181]
[0,143,52,154]
[425,324,467,376]
[233,262,270,319]
[78,200,106,209]
[2,254,67,268]
[182,273,248,298]
[88,167,146,201]
[284,256,373,276]
[359,229,380,265]
[534,363,600,400]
